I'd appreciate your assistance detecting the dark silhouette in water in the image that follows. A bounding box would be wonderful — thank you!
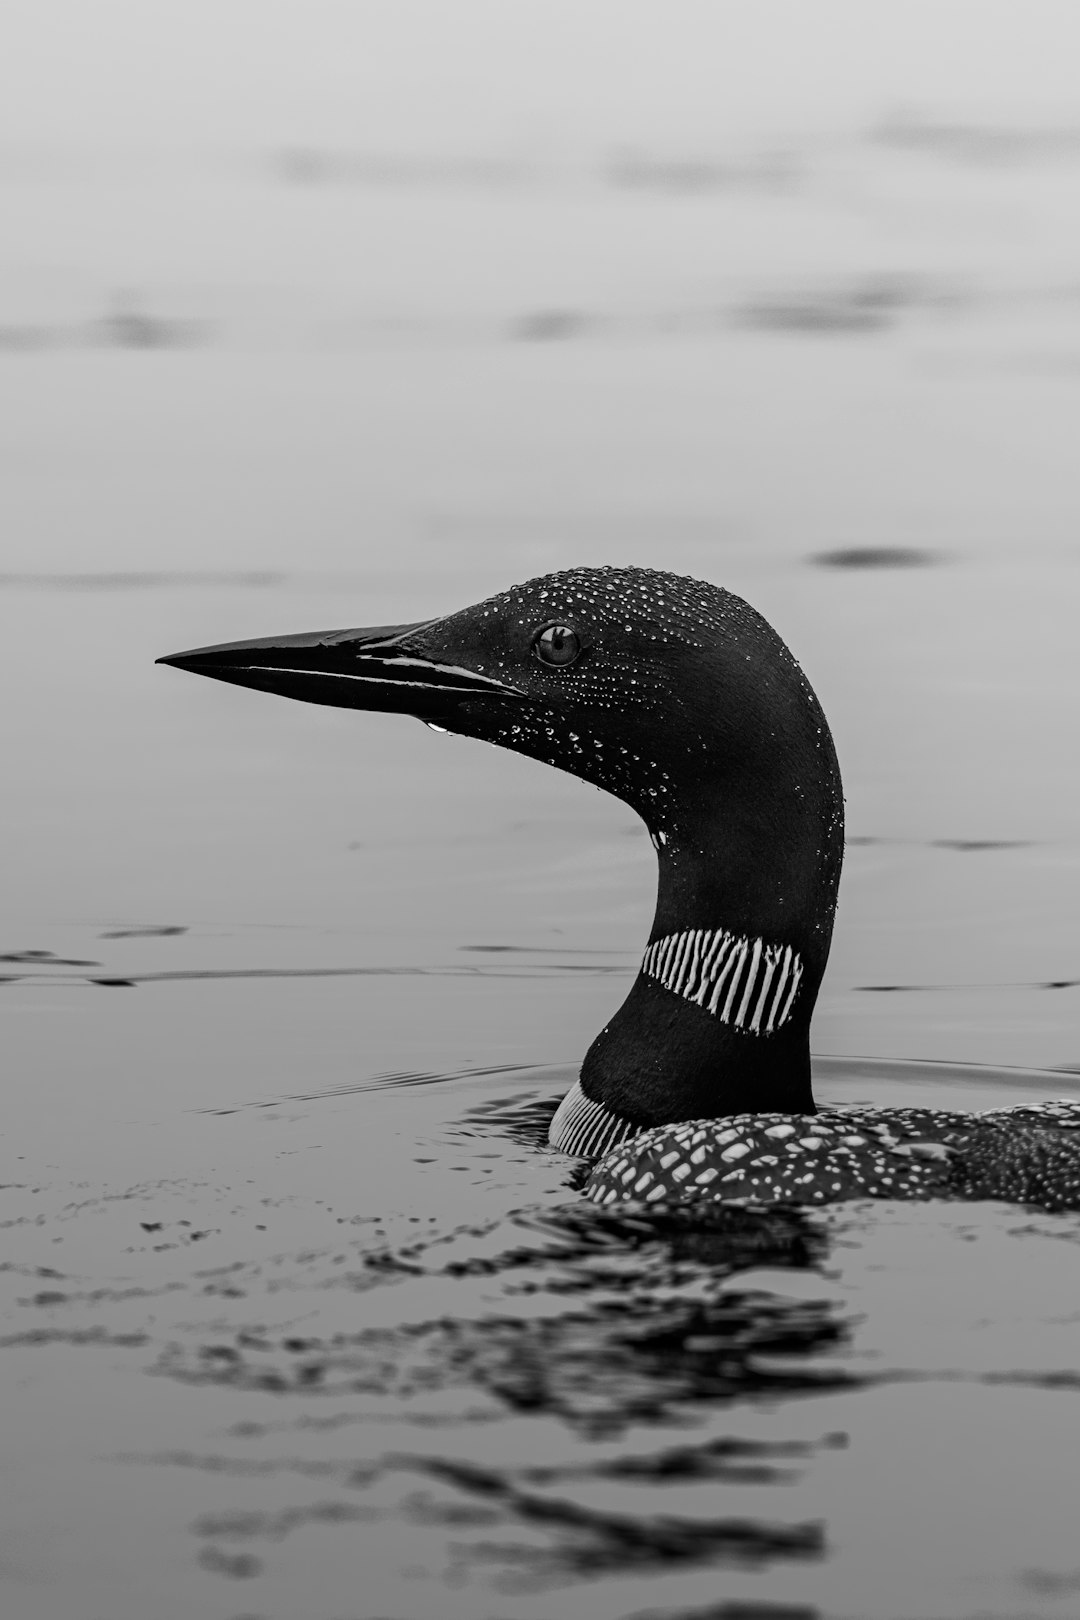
[158,566,1080,1210]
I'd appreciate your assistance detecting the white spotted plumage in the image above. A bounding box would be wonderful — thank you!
[579,1099,1080,1210]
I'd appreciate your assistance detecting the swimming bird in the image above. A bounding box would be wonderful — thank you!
[158,567,1080,1210]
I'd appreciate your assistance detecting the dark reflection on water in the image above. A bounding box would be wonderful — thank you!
[627,1604,819,1619]
[146,1191,842,1591]
[810,546,939,569]
[154,1199,841,1415]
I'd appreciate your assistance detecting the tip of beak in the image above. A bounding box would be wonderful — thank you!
[158,647,218,669]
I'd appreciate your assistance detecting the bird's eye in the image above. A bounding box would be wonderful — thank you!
[534,623,581,667]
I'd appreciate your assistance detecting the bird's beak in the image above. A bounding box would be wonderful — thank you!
[156,621,524,716]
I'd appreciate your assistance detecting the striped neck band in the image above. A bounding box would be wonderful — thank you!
[548,1080,643,1160]
[641,928,802,1035]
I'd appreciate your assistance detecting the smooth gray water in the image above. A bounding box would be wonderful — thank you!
[4,144,1080,1619]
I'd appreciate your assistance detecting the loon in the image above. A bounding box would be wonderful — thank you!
[158,566,1080,1211]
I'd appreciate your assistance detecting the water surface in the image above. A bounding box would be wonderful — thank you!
[4,155,1080,1619]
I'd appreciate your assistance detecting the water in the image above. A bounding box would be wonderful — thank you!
[4,155,1080,1618]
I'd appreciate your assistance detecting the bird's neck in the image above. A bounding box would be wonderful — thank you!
[552,777,841,1156]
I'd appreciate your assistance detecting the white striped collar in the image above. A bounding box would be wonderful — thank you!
[641,928,803,1034]
[548,1080,643,1160]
